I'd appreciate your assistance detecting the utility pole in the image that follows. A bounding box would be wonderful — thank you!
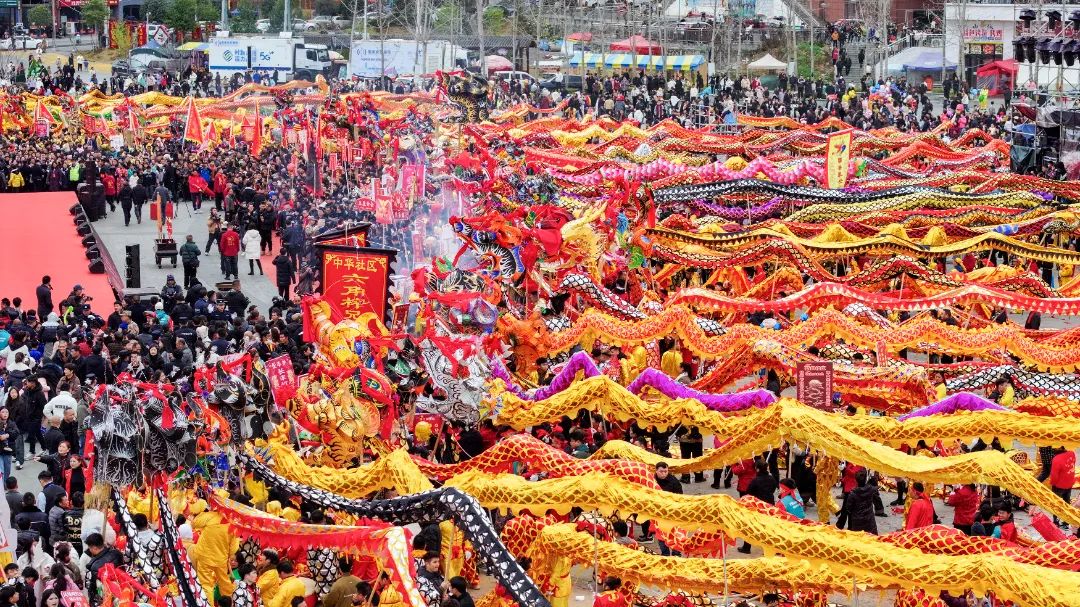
[709,0,717,68]
[349,0,357,64]
[283,0,291,33]
[534,0,542,73]
[477,0,486,76]
[221,0,228,31]
[378,0,384,83]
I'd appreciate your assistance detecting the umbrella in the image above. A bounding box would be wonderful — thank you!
[485,55,514,71]
[567,32,593,41]
[610,35,662,55]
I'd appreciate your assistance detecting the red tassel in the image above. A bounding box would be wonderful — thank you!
[379,399,397,442]
[161,404,175,430]
[301,296,317,343]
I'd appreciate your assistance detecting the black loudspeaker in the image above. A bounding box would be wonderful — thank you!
[72,210,86,225]
[125,244,140,289]
[69,203,82,215]
[85,246,100,260]
[82,235,96,247]
[88,259,105,274]
[76,221,91,236]
[1014,39,1027,63]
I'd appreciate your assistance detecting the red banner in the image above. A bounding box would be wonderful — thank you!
[374,187,393,225]
[400,163,425,200]
[264,354,297,410]
[321,250,392,322]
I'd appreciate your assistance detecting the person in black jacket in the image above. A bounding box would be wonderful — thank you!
[640,462,682,550]
[737,460,779,554]
[35,277,52,319]
[273,251,294,299]
[836,469,880,535]
[257,201,276,254]
[15,377,46,459]
[118,182,134,226]
[85,532,124,605]
[131,181,148,224]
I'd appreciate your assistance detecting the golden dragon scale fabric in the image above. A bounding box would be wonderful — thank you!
[267,424,1080,556]
[410,434,658,486]
[491,393,1080,523]
[543,305,1080,371]
[647,230,1080,265]
[491,380,1080,450]
[265,436,1080,605]
[264,442,434,496]
[442,473,1080,607]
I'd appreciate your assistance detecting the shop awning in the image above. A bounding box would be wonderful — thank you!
[177,41,209,52]
[567,53,704,71]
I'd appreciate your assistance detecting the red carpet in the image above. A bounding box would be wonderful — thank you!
[0,192,115,314]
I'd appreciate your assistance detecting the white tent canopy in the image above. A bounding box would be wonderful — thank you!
[747,53,787,71]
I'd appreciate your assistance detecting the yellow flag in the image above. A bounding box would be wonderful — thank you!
[825,129,853,189]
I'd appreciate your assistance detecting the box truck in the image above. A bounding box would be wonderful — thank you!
[208,35,333,81]
[348,39,466,77]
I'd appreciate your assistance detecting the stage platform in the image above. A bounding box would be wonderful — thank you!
[0,192,115,313]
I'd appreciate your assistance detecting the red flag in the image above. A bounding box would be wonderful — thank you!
[182,97,204,145]
[34,102,57,125]
[251,101,263,158]
[314,110,323,160]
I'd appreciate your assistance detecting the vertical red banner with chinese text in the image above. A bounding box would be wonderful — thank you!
[264,354,297,410]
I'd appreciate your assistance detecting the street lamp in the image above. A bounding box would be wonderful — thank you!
[819,0,826,76]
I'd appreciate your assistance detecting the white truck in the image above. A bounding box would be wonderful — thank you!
[348,39,466,77]
[208,35,332,82]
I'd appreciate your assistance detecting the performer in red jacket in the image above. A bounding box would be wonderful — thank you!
[1050,447,1077,525]
[946,484,980,535]
[905,482,937,530]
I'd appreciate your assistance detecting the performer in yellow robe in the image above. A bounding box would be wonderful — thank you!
[192,509,237,599]
[543,557,572,607]
[269,562,307,607]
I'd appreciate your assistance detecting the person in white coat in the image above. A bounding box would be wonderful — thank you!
[242,228,263,275]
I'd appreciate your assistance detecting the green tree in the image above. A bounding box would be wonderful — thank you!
[80,0,110,47]
[482,6,507,34]
[196,0,220,25]
[268,0,301,32]
[230,0,260,32]
[142,0,174,24]
[27,4,51,27]
[166,0,198,34]
[113,21,133,54]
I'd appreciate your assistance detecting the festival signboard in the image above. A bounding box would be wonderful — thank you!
[316,242,396,325]
[796,362,834,410]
